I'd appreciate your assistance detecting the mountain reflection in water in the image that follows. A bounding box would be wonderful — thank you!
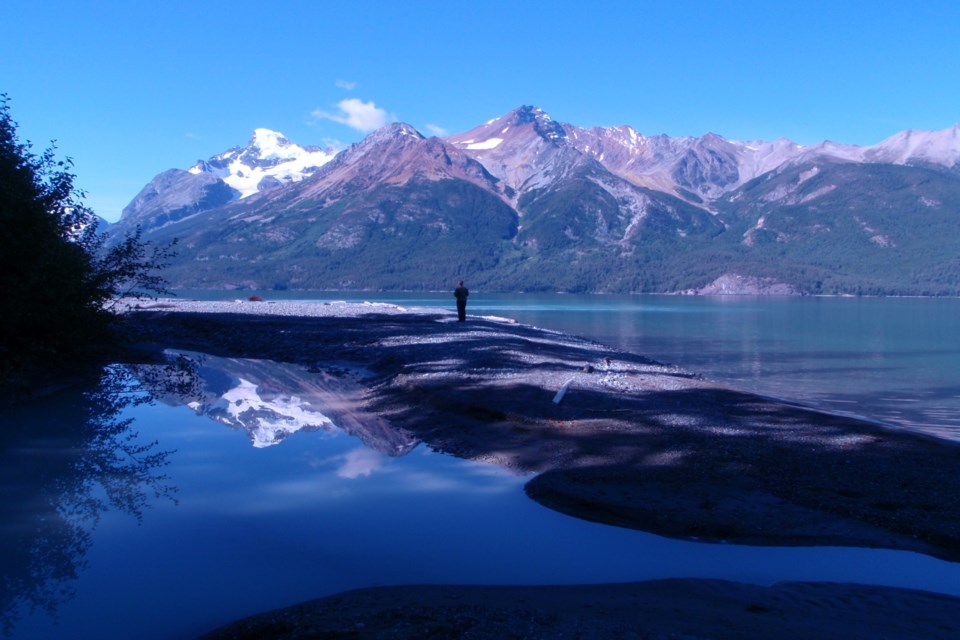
[0,364,180,637]
[133,351,419,455]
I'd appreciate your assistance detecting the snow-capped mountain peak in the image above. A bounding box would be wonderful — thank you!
[865,123,960,167]
[445,105,590,195]
[447,105,567,153]
[188,128,336,198]
[249,127,298,158]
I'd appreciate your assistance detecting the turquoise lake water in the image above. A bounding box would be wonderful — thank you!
[3,293,959,639]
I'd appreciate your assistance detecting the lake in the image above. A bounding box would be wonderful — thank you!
[3,293,960,639]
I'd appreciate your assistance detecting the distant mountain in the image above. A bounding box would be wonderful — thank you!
[109,108,960,296]
[118,129,335,233]
[715,159,960,294]
[452,106,960,205]
[449,107,807,204]
[115,123,519,290]
[863,124,960,166]
[187,128,336,198]
[444,107,727,290]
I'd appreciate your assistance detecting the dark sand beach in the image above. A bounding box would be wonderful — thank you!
[116,300,960,639]
[198,580,960,640]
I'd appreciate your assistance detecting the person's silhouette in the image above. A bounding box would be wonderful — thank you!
[454,280,469,322]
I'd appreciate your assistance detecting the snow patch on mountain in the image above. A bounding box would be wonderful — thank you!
[466,137,503,150]
[189,128,336,199]
[215,377,335,448]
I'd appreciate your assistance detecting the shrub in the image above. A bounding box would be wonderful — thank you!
[0,95,175,380]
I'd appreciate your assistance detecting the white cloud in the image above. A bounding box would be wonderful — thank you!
[425,123,448,137]
[335,79,357,91]
[335,447,386,479]
[312,98,395,133]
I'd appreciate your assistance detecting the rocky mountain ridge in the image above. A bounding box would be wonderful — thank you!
[449,106,960,206]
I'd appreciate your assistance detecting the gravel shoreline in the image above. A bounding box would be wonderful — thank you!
[198,580,960,640]
[116,297,427,317]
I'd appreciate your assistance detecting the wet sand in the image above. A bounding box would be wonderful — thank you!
[115,299,960,638]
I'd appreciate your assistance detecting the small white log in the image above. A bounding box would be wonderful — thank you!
[553,378,574,404]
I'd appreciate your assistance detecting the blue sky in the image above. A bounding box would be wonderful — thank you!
[4,0,959,222]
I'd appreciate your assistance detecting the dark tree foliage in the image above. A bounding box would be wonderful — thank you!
[0,96,175,378]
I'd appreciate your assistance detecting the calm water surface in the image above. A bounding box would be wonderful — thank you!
[4,293,960,639]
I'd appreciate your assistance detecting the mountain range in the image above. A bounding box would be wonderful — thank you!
[110,106,960,295]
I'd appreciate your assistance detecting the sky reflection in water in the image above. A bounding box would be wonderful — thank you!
[5,330,960,639]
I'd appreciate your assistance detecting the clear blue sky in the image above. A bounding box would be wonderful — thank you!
[4,0,959,222]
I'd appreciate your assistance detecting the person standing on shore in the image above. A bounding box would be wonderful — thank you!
[454,280,469,322]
